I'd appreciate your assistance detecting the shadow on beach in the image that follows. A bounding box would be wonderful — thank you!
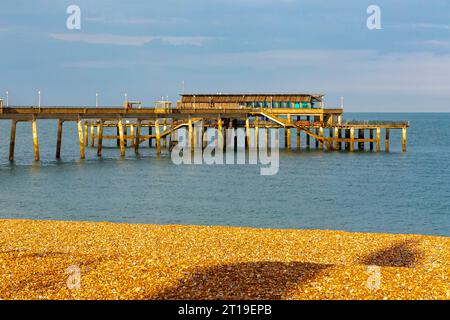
[360,240,422,268]
[151,261,331,300]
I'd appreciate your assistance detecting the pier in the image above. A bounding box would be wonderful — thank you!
[0,94,409,161]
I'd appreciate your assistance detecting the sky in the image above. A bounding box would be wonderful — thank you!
[0,0,449,111]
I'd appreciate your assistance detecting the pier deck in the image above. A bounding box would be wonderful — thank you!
[0,100,409,161]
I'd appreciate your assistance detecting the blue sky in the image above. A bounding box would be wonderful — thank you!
[0,0,449,111]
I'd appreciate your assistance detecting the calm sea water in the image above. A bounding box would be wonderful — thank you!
[0,113,449,236]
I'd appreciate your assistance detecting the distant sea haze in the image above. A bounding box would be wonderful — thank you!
[0,113,449,236]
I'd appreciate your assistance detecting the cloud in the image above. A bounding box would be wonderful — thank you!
[50,33,153,46]
[414,23,450,30]
[50,33,214,46]
[201,49,450,96]
[85,16,188,26]
[159,36,215,46]
[419,40,450,48]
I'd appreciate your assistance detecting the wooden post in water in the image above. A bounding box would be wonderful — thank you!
[32,117,40,161]
[376,128,381,152]
[116,127,120,147]
[97,120,103,157]
[266,127,270,149]
[90,124,95,147]
[77,117,85,159]
[56,120,63,159]
[369,129,374,151]
[349,128,355,152]
[135,120,141,154]
[385,128,390,153]
[118,117,125,157]
[358,129,365,151]
[402,127,407,152]
[9,120,17,161]
[155,118,161,155]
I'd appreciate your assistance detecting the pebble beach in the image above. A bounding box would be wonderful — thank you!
[0,219,448,300]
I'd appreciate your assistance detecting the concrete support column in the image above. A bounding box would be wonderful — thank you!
[333,127,339,151]
[90,124,95,147]
[118,117,125,157]
[188,117,194,152]
[349,128,355,152]
[56,120,63,159]
[9,120,17,161]
[155,119,161,154]
[135,120,141,154]
[149,125,153,147]
[402,127,407,152]
[32,117,40,161]
[84,122,88,147]
[358,129,365,151]
[217,116,223,149]
[77,117,85,159]
[285,115,291,149]
[369,129,374,151]
[385,129,390,153]
[306,116,311,148]
[376,128,381,152]
[163,119,167,149]
[245,117,250,149]
[254,116,259,150]
[338,129,342,150]
[97,120,103,157]
[130,125,135,148]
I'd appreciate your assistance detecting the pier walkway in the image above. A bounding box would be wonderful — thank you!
[0,99,409,161]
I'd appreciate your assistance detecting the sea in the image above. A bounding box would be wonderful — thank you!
[0,113,449,237]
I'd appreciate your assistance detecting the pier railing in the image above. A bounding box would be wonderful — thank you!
[342,120,409,127]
